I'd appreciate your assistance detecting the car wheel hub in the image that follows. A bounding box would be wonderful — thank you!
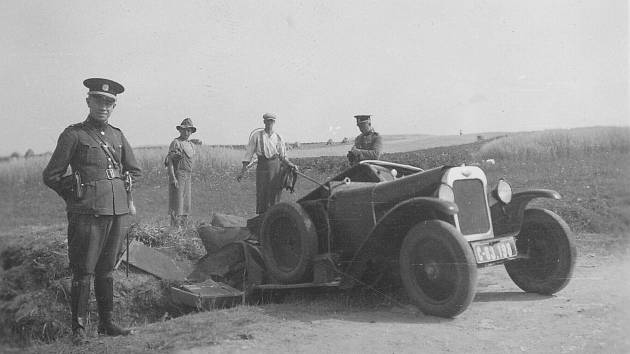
[424,261,439,281]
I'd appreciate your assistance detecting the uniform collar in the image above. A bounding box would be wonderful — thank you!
[85,116,109,130]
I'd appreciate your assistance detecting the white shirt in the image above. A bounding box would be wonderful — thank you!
[243,129,287,162]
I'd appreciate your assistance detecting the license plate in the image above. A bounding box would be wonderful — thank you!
[471,237,517,264]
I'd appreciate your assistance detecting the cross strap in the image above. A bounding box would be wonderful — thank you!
[82,125,121,169]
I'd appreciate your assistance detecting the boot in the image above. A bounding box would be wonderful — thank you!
[95,276,131,336]
[70,277,90,345]
[170,212,180,228]
[72,318,88,345]
[180,215,188,229]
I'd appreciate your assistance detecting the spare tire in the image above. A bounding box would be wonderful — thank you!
[260,202,318,283]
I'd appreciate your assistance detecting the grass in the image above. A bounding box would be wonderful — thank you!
[134,145,243,183]
[475,126,630,161]
[8,305,276,353]
[0,226,70,345]
[0,145,247,231]
[128,223,205,261]
[0,224,201,347]
[0,155,50,186]
[485,152,630,235]
[471,126,630,236]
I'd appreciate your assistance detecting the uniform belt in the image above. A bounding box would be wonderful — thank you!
[258,154,279,161]
[83,168,122,184]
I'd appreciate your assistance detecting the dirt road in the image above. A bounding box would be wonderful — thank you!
[18,244,628,354]
[180,255,630,354]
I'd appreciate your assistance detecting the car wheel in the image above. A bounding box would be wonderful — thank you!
[260,202,318,283]
[399,220,477,318]
[505,208,577,295]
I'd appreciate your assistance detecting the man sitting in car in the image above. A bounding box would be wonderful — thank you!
[347,114,383,166]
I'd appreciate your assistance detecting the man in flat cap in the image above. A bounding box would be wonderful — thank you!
[347,115,383,166]
[43,78,141,344]
[237,113,298,214]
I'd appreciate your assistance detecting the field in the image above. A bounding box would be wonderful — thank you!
[0,126,629,352]
[0,131,509,231]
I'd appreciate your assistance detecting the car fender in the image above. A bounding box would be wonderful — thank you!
[491,189,561,237]
[339,197,458,289]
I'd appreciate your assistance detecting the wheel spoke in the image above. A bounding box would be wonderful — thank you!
[410,239,457,302]
[399,220,477,317]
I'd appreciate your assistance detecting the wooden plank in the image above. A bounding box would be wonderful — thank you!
[170,279,243,309]
[181,279,243,297]
[253,281,340,290]
[121,240,193,281]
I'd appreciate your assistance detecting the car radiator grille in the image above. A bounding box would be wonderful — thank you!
[453,179,490,235]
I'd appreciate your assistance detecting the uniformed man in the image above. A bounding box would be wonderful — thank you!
[347,114,383,165]
[42,78,141,344]
[236,113,298,214]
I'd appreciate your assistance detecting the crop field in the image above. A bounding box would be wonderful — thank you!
[0,126,629,349]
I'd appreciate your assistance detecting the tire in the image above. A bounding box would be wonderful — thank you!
[301,201,331,253]
[260,202,318,283]
[505,208,577,295]
[399,220,478,318]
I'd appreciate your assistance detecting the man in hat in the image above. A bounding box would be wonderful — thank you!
[166,118,197,227]
[43,78,141,344]
[347,114,383,165]
[237,113,298,214]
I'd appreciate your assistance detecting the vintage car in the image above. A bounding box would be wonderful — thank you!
[254,160,577,318]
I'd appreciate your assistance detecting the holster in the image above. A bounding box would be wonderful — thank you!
[73,170,84,200]
[60,171,84,201]
[124,172,133,192]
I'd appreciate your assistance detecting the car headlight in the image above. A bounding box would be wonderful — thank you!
[492,179,512,204]
[437,183,455,202]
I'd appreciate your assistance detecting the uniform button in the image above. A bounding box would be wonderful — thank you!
[100,131,105,135]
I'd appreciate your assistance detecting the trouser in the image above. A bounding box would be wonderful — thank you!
[169,171,192,226]
[256,156,282,214]
[67,213,126,330]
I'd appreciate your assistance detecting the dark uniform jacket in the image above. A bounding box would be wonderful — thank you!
[353,130,383,162]
[43,118,141,215]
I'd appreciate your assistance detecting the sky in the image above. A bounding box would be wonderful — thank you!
[0,0,628,155]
